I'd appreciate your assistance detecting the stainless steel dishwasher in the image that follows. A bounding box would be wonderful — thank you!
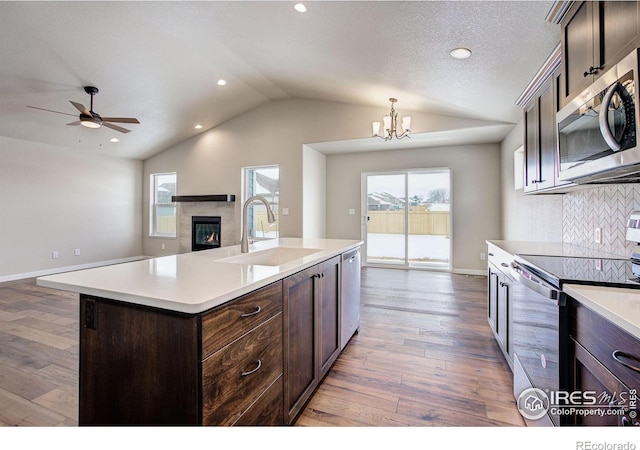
[341,247,361,350]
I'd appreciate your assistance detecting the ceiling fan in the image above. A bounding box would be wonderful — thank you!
[28,86,140,133]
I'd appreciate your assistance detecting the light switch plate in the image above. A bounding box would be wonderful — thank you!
[348,208,355,215]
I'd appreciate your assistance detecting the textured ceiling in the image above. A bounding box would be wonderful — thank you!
[0,1,560,160]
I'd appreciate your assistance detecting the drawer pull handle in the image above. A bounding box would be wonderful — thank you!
[241,359,262,377]
[240,306,261,318]
[612,350,640,373]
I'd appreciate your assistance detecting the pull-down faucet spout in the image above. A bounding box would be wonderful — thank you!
[241,195,276,253]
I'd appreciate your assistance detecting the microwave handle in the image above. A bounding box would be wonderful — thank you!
[599,82,623,151]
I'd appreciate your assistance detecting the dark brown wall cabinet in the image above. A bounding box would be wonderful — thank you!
[283,255,341,424]
[568,299,640,426]
[561,1,640,107]
[523,62,568,193]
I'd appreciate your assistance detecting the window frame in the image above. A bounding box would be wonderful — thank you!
[149,172,177,238]
[242,165,279,242]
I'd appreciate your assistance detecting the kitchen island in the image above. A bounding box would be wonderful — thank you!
[37,238,363,426]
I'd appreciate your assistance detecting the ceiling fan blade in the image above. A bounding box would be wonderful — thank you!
[27,105,77,117]
[66,121,81,126]
[70,100,91,116]
[101,117,140,124]
[103,122,131,133]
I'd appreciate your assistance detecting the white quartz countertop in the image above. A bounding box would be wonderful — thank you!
[37,238,362,314]
[563,284,640,340]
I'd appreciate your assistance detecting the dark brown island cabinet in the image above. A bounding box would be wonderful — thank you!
[78,252,357,426]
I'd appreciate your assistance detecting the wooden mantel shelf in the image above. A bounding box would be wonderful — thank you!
[171,194,236,202]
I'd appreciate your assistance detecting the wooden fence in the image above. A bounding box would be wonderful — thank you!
[367,210,450,236]
[157,216,176,234]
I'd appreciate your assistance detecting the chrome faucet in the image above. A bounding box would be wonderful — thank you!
[241,195,276,253]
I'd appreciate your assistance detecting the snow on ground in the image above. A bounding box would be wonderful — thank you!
[366,233,450,265]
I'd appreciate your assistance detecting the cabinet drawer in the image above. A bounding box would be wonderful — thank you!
[201,281,282,358]
[232,375,283,426]
[572,301,640,391]
[202,313,283,426]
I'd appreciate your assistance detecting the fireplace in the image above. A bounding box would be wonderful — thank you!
[192,216,221,251]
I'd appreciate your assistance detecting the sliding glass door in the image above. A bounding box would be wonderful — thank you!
[363,169,451,270]
[364,173,407,265]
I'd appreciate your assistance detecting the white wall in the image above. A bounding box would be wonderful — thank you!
[0,135,143,279]
[302,145,326,239]
[325,144,502,274]
[499,121,563,241]
[142,98,504,256]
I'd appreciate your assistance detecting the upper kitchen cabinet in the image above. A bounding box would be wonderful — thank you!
[518,45,570,193]
[559,0,640,107]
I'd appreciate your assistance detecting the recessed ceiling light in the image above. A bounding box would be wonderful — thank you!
[217,79,227,86]
[294,3,307,13]
[194,124,203,129]
[450,47,472,59]
[110,138,119,143]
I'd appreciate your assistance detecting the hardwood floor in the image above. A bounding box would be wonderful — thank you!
[295,268,523,426]
[0,268,523,426]
[0,278,78,425]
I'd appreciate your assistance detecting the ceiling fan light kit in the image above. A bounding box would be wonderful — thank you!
[28,85,140,134]
[79,113,101,129]
[372,98,411,141]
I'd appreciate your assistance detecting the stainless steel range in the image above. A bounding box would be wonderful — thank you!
[511,212,640,426]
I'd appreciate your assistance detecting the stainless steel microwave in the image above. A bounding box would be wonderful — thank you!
[557,48,639,184]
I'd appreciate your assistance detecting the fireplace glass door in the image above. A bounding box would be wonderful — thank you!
[192,216,221,251]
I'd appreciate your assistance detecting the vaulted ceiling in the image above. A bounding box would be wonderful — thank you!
[0,1,560,160]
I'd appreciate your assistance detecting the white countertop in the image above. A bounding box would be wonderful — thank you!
[37,238,362,314]
[564,284,640,339]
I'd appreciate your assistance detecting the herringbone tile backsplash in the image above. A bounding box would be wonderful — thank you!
[563,185,640,257]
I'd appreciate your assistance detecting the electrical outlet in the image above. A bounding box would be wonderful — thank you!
[282,208,289,216]
[594,227,603,244]
[480,252,486,261]
[161,243,166,250]
[348,208,356,215]
[595,259,603,271]
[74,248,81,256]
[52,251,59,259]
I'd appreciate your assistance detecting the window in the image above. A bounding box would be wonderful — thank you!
[150,172,177,237]
[243,165,279,240]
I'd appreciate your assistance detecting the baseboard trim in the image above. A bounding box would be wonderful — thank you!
[451,268,486,276]
[0,256,148,283]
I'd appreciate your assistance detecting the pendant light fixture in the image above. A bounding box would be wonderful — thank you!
[372,98,411,141]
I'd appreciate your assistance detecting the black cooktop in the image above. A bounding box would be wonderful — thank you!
[515,254,640,289]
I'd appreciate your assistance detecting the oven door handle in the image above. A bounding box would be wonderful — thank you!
[510,262,564,306]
